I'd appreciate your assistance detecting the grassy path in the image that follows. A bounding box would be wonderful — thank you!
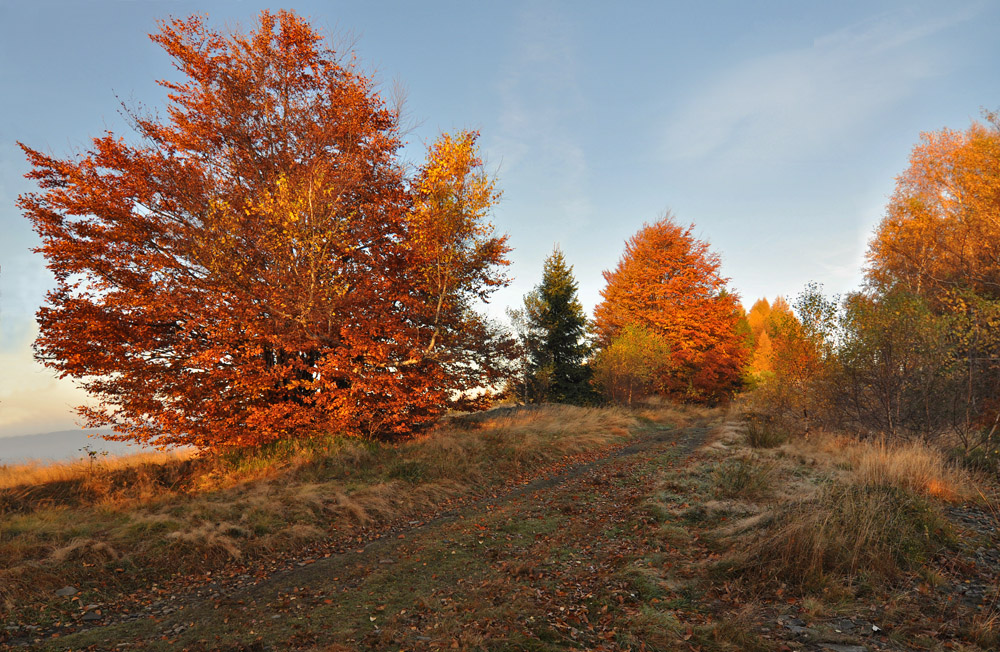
[33,417,715,651]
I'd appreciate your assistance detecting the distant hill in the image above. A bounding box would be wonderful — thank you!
[0,429,157,463]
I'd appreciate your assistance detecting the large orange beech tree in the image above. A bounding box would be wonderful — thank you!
[594,215,748,401]
[18,11,511,450]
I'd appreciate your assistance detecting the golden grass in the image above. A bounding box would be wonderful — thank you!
[847,438,974,502]
[0,449,196,491]
[0,403,650,616]
[634,396,713,425]
[709,419,970,594]
[738,481,952,590]
[761,428,976,502]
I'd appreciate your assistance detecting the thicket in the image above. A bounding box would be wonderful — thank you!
[750,113,1000,469]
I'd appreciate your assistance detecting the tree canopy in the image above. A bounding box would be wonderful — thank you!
[867,114,1000,301]
[862,114,1000,437]
[18,11,511,450]
[744,296,799,378]
[591,323,671,406]
[593,214,747,401]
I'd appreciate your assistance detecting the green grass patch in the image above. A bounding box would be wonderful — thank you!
[619,565,667,601]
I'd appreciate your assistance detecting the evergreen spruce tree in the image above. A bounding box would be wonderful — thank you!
[516,248,592,404]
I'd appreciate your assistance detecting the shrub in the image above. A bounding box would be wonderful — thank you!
[742,412,788,448]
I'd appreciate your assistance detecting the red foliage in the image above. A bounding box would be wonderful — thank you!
[18,11,510,449]
[593,215,748,401]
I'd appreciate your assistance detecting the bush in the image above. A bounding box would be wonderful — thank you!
[591,323,672,406]
[951,429,1000,478]
[742,413,788,448]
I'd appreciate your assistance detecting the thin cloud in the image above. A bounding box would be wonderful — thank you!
[493,2,592,230]
[662,8,976,165]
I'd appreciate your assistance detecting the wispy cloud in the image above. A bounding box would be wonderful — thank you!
[493,2,591,231]
[662,8,977,165]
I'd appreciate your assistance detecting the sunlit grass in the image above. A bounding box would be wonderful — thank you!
[0,403,655,615]
[847,437,974,502]
[706,422,973,594]
[0,449,195,491]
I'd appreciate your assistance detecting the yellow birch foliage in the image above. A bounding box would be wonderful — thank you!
[867,115,1000,299]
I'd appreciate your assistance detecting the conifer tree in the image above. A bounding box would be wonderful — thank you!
[514,248,592,404]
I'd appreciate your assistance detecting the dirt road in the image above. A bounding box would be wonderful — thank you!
[29,417,714,651]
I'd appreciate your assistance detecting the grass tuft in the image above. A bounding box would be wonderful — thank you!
[743,412,788,448]
[737,481,952,591]
[968,607,1000,649]
[848,438,973,502]
[712,456,774,499]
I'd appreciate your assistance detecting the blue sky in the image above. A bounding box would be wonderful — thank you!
[1,0,998,439]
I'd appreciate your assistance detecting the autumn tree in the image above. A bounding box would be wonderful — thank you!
[745,298,774,378]
[405,130,514,412]
[744,297,801,378]
[18,11,511,450]
[740,290,828,425]
[509,248,592,404]
[746,298,770,338]
[865,114,1000,438]
[835,288,955,438]
[867,114,1000,301]
[590,323,671,406]
[593,214,748,401]
[752,118,1000,441]
[749,330,774,376]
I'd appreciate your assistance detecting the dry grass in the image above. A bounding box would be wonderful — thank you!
[848,438,975,502]
[634,396,714,426]
[711,455,775,499]
[759,428,977,502]
[0,403,647,616]
[0,449,196,491]
[436,403,632,460]
[607,404,994,650]
[708,422,969,593]
[969,606,1000,649]
[742,412,789,448]
[739,481,952,590]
